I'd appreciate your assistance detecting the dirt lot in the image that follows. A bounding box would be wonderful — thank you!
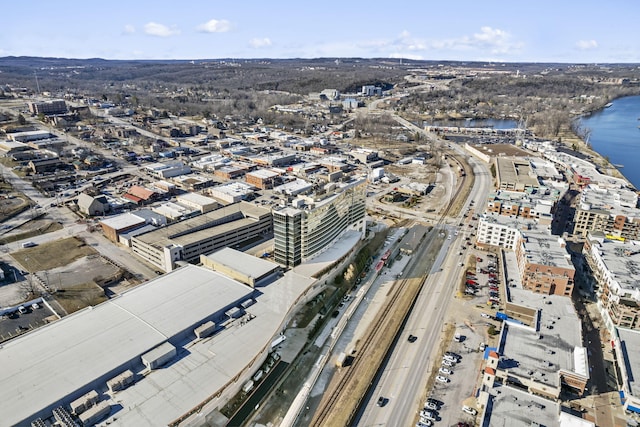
[11,236,96,272]
[0,218,63,244]
[0,195,30,223]
[55,281,108,314]
[8,238,124,315]
[468,143,531,158]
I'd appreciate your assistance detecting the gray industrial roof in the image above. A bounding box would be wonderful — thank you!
[135,201,270,248]
[109,269,316,426]
[202,247,278,280]
[499,291,586,389]
[495,157,540,189]
[99,212,146,230]
[484,384,593,427]
[0,265,253,426]
[617,328,640,398]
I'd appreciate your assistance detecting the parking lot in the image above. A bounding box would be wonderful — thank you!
[416,250,504,427]
[0,300,55,342]
[464,253,501,311]
[418,321,487,426]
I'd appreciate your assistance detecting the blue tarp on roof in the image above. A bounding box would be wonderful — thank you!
[627,404,640,414]
[483,347,498,359]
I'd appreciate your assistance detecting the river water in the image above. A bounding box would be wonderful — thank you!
[578,95,640,189]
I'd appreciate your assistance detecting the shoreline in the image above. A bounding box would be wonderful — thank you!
[558,129,637,190]
[562,96,640,191]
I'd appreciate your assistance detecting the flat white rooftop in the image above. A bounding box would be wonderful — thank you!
[499,289,586,388]
[0,265,253,426]
[617,328,640,398]
[176,192,218,206]
[203,247,279,280]
[484,384,593,427]
[99,212,146,230]
[110,269,316,426]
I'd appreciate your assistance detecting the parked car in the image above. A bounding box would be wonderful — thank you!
[439,367,453,375]
[421,410,437,420]
[424,401,438,410]
[435,375,449,383]
[480,313,491,319]
[462,405,478,416]
[444,353,457,362]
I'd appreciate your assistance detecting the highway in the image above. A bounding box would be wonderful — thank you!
[356,151,492,427]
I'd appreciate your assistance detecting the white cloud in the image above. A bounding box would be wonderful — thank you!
[197,19,232,33]
[144,22,180,37]
[576,39,598,50]
[289,26,522,60]
[249,38,272,48]
[386,27,522,58]
[123,24,135,34]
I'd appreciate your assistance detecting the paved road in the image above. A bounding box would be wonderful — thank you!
[357,149,491,427]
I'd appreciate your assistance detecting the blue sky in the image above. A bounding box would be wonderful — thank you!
[2,0,639,62]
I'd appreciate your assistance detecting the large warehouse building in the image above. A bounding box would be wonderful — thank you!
[131,201,272,272]
[0,264,317,427]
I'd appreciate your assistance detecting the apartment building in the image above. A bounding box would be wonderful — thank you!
[273,179,366,267]
[515,226,575,297]
[477,214,574,296]
[485,188,560,222]
[584,232,640,332]
[476,214,523,250]
[28,99,67,116]
[572,184,640,240]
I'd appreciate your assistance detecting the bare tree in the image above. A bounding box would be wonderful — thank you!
[18,276,40,300]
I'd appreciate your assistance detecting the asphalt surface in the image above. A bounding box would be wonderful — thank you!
[356,149,492,426]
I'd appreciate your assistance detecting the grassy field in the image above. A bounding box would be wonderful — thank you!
[11,236,97,272]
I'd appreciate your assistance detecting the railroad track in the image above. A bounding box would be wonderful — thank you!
[309,151,469,426]
[310,275,410,427]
